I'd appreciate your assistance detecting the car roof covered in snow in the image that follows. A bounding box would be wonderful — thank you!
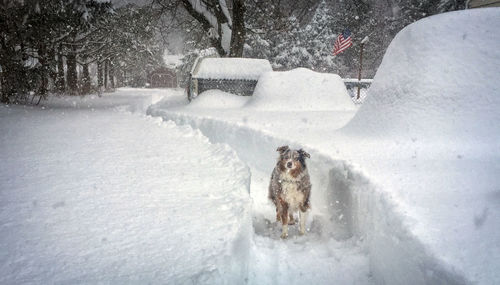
[247,68,356,111]
[192,58,273,81]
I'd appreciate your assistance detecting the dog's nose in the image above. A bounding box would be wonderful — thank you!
[287,162,293,168]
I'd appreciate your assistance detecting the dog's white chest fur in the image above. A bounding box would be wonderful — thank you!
[279,172,304,211]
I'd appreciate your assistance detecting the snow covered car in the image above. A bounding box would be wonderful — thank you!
[247,67,357,111]
[187,57,272,101]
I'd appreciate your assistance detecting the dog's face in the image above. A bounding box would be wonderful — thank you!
[276,145,310,173]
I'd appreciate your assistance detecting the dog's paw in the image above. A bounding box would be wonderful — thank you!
[299,229,306,236]
[280,232,288,239]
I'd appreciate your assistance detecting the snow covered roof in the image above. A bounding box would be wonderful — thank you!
[193,58,272,80]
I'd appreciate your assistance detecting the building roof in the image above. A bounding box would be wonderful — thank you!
[193,58,272,80]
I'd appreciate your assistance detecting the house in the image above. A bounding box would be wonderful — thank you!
[188,57,273,101]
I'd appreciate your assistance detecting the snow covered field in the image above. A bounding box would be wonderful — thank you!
[0,89,252,283]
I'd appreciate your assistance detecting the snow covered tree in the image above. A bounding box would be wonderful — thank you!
[0,0,115,100]
[0,1,31,103]
[1,0,165,100]
[103,4,164,88]
[155,0,246,57]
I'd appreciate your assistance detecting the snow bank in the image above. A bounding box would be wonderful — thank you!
[344,8,500,147]
[194,58,272,80]
[247,68,356,111]
[187,90,251,109]
[337,9,500,285]
[148,107,374,284]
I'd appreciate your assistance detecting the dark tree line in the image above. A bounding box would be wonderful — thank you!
[1,0,468,104]
[0,0,163,104]
[155,0,467,80]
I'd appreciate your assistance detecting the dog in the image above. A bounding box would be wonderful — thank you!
[268,145,311,238]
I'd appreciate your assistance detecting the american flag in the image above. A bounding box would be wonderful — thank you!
[333,28,353,56]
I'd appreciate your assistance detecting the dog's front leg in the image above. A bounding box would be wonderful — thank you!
[299,210,308,235]
[280,202,289,239]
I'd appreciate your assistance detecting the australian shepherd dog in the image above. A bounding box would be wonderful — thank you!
[268,145,311,238]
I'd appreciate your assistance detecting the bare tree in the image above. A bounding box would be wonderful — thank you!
[157,0,246,57]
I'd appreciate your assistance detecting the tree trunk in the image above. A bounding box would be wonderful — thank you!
[109,59,115,89]
[56,43,65,92]
[81,61,91,94]
[47,47,57,89]
[104,59,109,90]
[181,0,226,56]
[66,45,78,94]
[97,60,103,90]
[0,66,9,103]
[229,0,246,57]
[38,43,48,97]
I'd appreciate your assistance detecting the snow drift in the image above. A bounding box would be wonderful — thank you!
[344,8,500,147]
[336,9,500,285]
[247,68,356,111]
[187,90,251,109]
[150,8,500,285]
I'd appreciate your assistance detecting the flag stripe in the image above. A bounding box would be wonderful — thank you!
[333,29,352,55]
[338,40,351,49]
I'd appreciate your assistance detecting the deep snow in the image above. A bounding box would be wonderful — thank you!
[0,89,252,283]
[1,7,498,285]
[153,90,375,285]
[248,68,356,111]
[149,8,500,285]
[194,57,272,80]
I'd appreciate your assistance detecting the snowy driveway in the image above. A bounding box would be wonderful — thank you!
[0,90,251,283]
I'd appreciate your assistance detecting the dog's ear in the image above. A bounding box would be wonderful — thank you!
[276,145,289,154]
[298,149,310,159]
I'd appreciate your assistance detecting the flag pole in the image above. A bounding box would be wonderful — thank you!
[357,36,369,100]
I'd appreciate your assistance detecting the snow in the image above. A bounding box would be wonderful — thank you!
[218,0,232,26]
[0,89,251,283]
[344,8,500,146]
[188,0,218,39]
[150,93,373,284]
[163,49,183,68]
[2,8,499,285]
[337,9,500,284]
[187,90,251,109]
[248,68,356,111]
[221,23,232,54]
[149,8,500,285]
[193,57,272,80]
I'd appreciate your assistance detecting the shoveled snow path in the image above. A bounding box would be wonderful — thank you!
[149,89,375,284]
[0,90,251,283]
[247,169,372,285]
